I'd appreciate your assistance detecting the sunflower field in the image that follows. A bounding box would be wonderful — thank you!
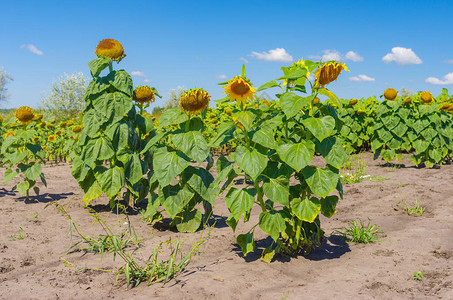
[1,39,453,261]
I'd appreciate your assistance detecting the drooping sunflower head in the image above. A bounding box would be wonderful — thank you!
[225,108,233,116]
[313,97,321,105]
[67,120,74,126]
[59,121,67,128]
[72,125,83,133]
[46,124,53,129]
[15,106,35,125]
[262,100,271,106]
[403,97,412,105]
[439,103,451,110]
[313,62,349,88]
[39,122,46,128]
[69,135,74,140]
[179,88,210,114]
[48,135,56,142]
[4,131,15,138]
[348,99,358,106]
[95,38,125,63]
[223,76,256,106]
[383,88,398,100]
[133,86,155,104]
[357,109,366,114]
[420,91,434,104]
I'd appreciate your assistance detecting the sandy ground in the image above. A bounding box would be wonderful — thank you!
[0,152,452,300]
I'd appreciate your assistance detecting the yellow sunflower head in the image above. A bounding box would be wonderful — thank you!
[39,122,46,128]
[225,108,233,116]
[179,88,210,114]
[4,131,15,138]
[348,99,358,106]
[313,62,349,88]
[59,121,67,128]
[420,91,434,104]
[46,124,53,129]
[313,97,321,105]
[72,125,83,133]
[262,100,271,106]
[440,103,450,110]
[403,97,412,105]
[383,88,398,100]
[223,76,256,106]
[15,106,35,125]
[95,38,125,63]
[133,86,155,104]
[55,130,62,136]
[33,137,39,142]
[357,109,365,114]
[67,120,74,126]
[69,135,74,140]
[42,145,47,151]
[48,135,56,142]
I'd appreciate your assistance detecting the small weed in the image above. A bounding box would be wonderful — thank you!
[31,213,39,218]
[398,183,409,187]
[413,271,423,281]
[401,199,425,216]
[8,227,26,241]
[334,219,383,243]
[341,155,368,184]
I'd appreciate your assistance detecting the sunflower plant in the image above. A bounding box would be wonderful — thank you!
[1,107,47,199]
[72,39,157,207]
[212,61,347,260]
[140,88,217,232]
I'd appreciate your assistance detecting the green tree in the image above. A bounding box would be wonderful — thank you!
[40,72,87,120]
[0,68,13,104]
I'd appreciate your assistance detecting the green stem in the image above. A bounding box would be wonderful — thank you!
[108,61,113,73]
[254,181,266,212]
[295,218,302,247]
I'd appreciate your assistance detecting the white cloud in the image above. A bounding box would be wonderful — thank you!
[382,47,422,66]
[239,57,249,63]
[250,48,293,62]
[215,74,227,79]
[345,51,364,62]
[349,74,375,82]
[309,50,363,62]
[425,73,453,85]
[143,79,152,83]
[20,44,44,55]
[443,59,453,64]
[321,50,341,61]
[131,71,146,77]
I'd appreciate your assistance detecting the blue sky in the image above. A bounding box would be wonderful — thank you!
[1,0,453,111]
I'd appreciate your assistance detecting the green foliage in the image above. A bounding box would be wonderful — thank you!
[413,271,424,281]
[334,219,383,243]
[8,226,26,241]
[40,72,88,121]
[400,198,425,216]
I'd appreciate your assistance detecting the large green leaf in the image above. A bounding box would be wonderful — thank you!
[234,146,267,180]
[174,209,202,233]
[92,92,133,124]
[413,139,430,154]
[302,116,335,142]
[225,187,256,220]
[105,121,131,152]
[302,165,339,198]
[320,195,339,218]
[153,147,190,187]
[82,179,103,205]
[88,58,111,77]
[71,156,91,183]
[257,80,280,92]
[158,108,189,129]
[172,130,209,163]
[125,154,143,185]
[99,166,125,199]
[277,141,315,172]
[160,184,194,217]
[292,197,321,222]
[103,70,133,97]
[251,127,277,149]
[236,232,255,257]
[3,168,18,184]
[317,137,348,169]
[263,176,290,207]
[258,210,286,241]
[19,162,42,181]
[182,166,216,204]
[82,108,107,137]
[280,92,304,118]
[209,120,235,147]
